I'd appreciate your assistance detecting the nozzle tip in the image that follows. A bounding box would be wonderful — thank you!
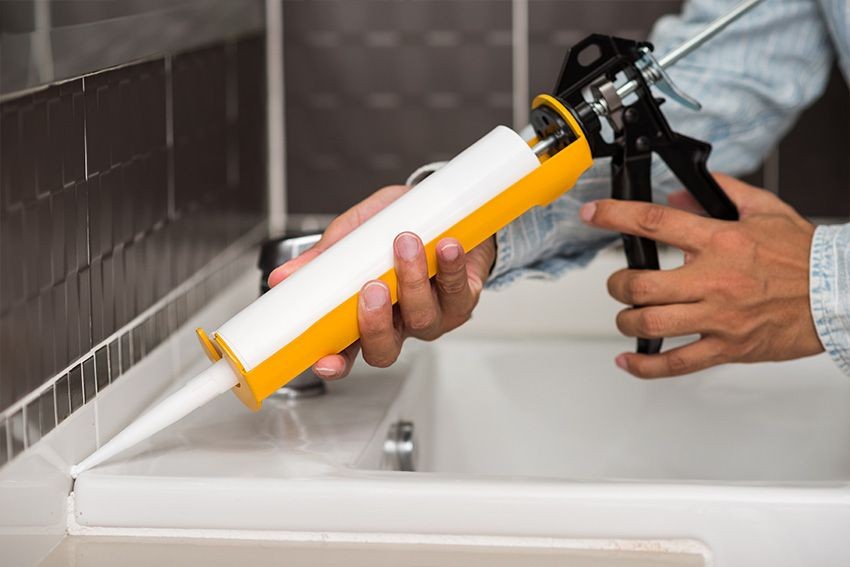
[69,465,81,479]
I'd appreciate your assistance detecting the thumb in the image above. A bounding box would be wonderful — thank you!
[268,246,324,288]
[711,173,784,218]
[268,184,411,288]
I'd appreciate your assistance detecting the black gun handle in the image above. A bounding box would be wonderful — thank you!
[621,234,663,355]
[612,153,663,355]
[656,134,739,221]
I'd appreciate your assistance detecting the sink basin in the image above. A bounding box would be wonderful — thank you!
[72,333,850,567]
[367,338,850,482]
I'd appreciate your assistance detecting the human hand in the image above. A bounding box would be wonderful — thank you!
[579,173,823,378]
[268,185,496,380]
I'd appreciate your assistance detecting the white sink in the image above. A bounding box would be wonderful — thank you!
[72,334,850,567]
[371,338,850,483]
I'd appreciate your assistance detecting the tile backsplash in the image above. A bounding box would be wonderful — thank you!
[0,35,267,468]
[283,0,513,216]
[527,0,683,99]
[284,0,849,221]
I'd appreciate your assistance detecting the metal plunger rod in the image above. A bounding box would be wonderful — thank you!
[533,0,764,157]
[615,0,763,100]
[658,0,763,70]
[532,136,558,157]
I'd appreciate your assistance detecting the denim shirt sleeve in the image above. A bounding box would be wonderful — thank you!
[488,0,833,289]
[810,224,850,373]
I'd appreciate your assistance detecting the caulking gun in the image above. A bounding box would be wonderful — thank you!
[72,0,762,478]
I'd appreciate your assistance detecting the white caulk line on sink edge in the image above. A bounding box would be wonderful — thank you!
[65,492,710,563]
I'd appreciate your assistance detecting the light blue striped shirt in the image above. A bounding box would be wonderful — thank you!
[488,0,850,373]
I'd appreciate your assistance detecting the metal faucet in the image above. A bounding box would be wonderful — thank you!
[258,233,327,399]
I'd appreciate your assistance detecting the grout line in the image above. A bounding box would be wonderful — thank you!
[129,328,136,371]
[225,41,240,190]
[21,405,29,449]
[117,335,123,378]
[93,393,101,450]
[81,73,93,320]
[64,373,71,422]
[4,417,9,463]
[0,222,266,423]
[165,56,176,220]
[511,0,530,130]
[82,77,89,181]
[52,381,58,429]
[267,0,286,234]
[105,342,111,385]
[107,340,114,384]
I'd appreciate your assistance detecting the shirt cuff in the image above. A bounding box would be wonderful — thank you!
[810,224,850,375]
[487,221,525,289]
[487,211,602,290]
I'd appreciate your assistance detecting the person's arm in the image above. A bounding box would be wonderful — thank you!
[489,0,834,288]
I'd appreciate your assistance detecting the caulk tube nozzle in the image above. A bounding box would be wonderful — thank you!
[70,359,238,479]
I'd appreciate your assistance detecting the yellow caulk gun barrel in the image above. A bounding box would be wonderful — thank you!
[202,112,593,411]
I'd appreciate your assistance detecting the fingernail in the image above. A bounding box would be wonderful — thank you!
[579,202,597,223]
[314,366,339,379]
[438,242,460,262]
[615,354,629,371]
[395,233,419,261]
[362,281,388,311]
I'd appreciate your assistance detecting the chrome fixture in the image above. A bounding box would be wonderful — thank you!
[258,233,327,400]
[383,420,416,472]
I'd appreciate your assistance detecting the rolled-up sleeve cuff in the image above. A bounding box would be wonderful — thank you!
[488,222,521,286]
[810,224,850,375]
[486,219,602,291]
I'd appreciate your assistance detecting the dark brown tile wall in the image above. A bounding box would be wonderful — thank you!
[1,77,88,409]
[529,0,682,99]
[283,0,513,215]
[0,35,266,465]
[284,0,849,221]
[84,59,169,347]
